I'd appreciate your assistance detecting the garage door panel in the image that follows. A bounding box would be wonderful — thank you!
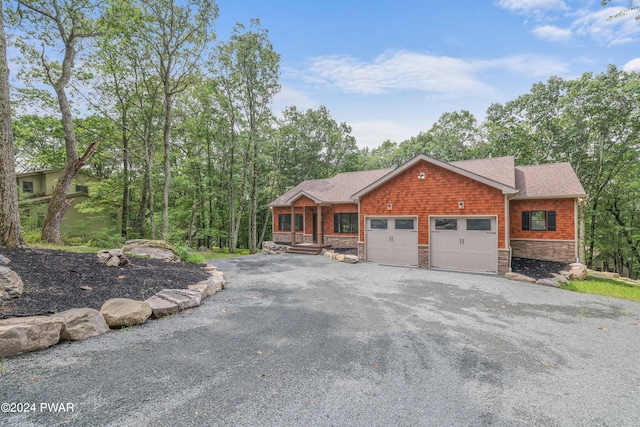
[366,218,418,267]
[431,218,497,273]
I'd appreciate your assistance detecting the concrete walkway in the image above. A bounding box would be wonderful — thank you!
[2,254,640,426]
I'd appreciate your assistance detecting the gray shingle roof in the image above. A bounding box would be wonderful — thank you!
[514,163,586,199]
[270,156,586,206]
[269,168,394,206]
[450,156,516,188]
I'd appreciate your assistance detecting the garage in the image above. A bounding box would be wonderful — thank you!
[430,217,497,273]
[366,217,418,267]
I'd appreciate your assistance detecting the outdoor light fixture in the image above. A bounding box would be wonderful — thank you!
[387,203,392,210]
[458,201,464,209]
[418,172,425,179]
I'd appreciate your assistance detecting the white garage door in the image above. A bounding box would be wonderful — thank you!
[366,217,418,267]
[430,217,497,273]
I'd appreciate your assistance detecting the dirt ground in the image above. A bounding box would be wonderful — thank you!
[0,248,211,319]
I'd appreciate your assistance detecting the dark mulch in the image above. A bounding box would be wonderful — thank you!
[0,248,211,319]
[511,257,572,280]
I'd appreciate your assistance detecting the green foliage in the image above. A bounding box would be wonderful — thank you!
[562,277,640,302]
[174,245,205,264]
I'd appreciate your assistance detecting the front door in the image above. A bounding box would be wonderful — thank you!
[313,214,317,243]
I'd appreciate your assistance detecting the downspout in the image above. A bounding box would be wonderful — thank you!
[505,192,518,273]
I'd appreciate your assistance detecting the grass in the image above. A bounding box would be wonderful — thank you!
[206,247,253,259]
[562,276,640,302]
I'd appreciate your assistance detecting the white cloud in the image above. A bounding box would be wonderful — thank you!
[303,50,569,96]
[305,50,491,96]
[497,0,568,13]
[349,120,418,150]
[623,58,640,72]
[486,54,570,77]
[572,6,640,45]
[532,25,573,41]
[272,85,317,113]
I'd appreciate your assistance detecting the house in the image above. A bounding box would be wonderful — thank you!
[269,155,586,275]
[17,169,106,237]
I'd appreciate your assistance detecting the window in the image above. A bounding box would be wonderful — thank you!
[522,210,556,231]
[334,212,358,233]
[435,218,457,230]
[467,219,492,231]
[369,219,388,230]
[278,213,303,231]
[76,185,89,194]
[22,181,33,193]
[395,219,415,230]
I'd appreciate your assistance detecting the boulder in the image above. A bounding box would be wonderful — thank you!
[0,316,64,357]
[344,255,359,264]
[504,272,537,283]
[0,254,10,266]
[551,273,569,285]
[145,289,202,318]
[210,271,226,292]
[261,241,289,255]
[536,278,560,288]
[122,239,180,262]
[336,254,345,262]
[568,263,588,280]
[100,298,152,327]
[53,308,110,341]
[97,249,130,267]
[0,266,24,299]
[188,281,215,299]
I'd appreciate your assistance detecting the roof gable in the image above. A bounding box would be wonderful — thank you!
[352,155,518,200]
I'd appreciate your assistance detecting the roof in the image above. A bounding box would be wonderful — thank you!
[514,163,587,199]
[450,156,516,188]
[270,155,586,206]
[352,154,518,200]
[16,168,102,181]
[269,169,394,206]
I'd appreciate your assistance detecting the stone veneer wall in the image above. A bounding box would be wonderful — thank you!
[511,240,575,263]
[498,249,510,275]
[272,232,305,244]
[324,235,357,248]
[418,245,429,268]
[357,242,365,262]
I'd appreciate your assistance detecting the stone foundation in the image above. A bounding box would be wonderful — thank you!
[323,235,357,248]
[272,232,305,244]
[418,245,429,268]
[357,242,365,262]
[510,239,575,263]
[498,249,510,275]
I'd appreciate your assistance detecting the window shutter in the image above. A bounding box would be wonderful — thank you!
[334,213,339,233]
[522,211,530,231]
[547,211,556,231]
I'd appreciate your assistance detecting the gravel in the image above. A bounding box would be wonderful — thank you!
[2,254,640,426]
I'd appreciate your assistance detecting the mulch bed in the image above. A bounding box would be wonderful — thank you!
[0,248,211,319]
[511,257,572,280]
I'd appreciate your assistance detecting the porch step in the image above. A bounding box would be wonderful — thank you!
[286,245,329,255]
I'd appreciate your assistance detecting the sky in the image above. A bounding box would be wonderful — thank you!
[213,0,640,149]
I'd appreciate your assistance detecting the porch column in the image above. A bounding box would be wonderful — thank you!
[316,205,323,245]
[290,205,295,245]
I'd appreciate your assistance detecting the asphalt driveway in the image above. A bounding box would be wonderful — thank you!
[2,254,640,426]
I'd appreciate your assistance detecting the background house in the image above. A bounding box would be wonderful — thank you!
[17,169,109,237]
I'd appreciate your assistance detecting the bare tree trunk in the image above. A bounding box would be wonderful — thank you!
[0,2,24,247]
[160,90,172,240]
[121,116,129,238]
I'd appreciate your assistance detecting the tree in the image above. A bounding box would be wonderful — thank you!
[135,0,218,240]
[11,0,102,244]
[0,0,24,248]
